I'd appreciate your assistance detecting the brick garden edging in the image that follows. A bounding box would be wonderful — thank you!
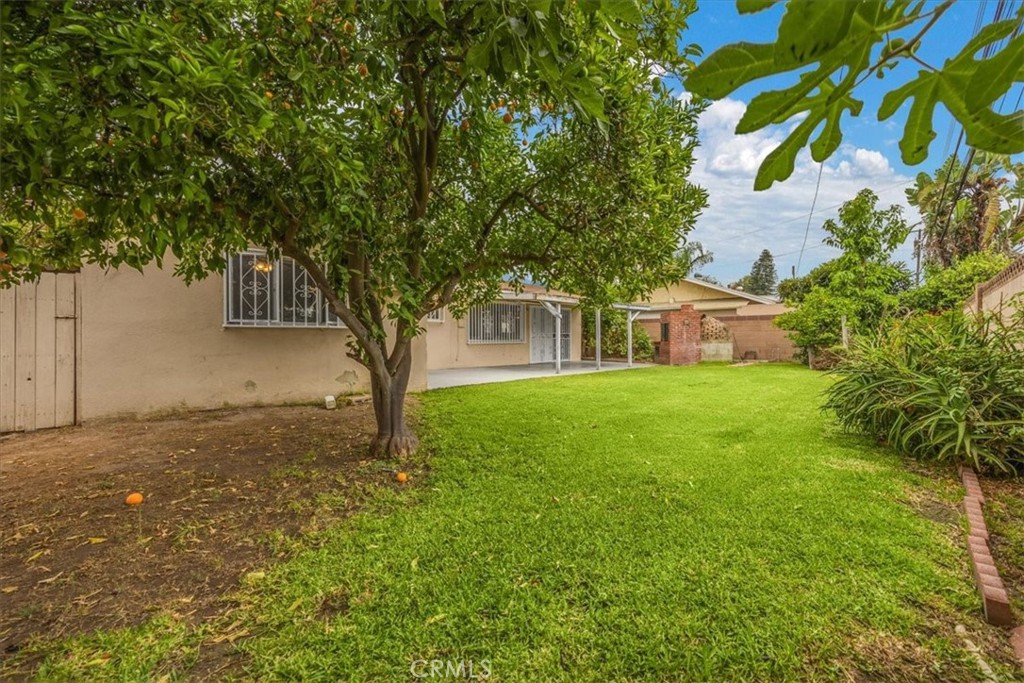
[959,466,1014,627]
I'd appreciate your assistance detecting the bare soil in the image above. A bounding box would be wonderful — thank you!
[0,401,402,678]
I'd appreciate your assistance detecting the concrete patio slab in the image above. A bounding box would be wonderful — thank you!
[428,361,646,390]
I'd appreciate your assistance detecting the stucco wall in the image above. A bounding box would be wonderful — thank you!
[425,304,581,370]
[78,264,426,420]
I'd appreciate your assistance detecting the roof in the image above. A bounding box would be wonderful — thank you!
[680,278,779,305]
[499,282,578,305]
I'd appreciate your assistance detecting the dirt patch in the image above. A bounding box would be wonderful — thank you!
[0,402,407,678]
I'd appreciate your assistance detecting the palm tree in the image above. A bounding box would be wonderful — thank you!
[908,153,1024,268]
[672,241,714,277]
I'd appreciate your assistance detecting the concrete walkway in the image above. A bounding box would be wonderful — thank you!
[428,361,646,390]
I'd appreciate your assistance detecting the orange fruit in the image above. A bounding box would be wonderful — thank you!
[357,63,369,78]
[395,472,409,483]
[264,90,274,99]
[343,20,355,34]
[125,492,144,506]
[461,119,471,132]
[503,112,513,124]
[72,208,87,221]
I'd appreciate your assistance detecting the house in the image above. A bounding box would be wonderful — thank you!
[635,278,796,362]
[1,255,593,432]
[425,283,582,370]
[0,251,427,432]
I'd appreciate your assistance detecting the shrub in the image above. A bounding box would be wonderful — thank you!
[824,309,1024,474]
[581,309,654,361]
[899,251,1011,313]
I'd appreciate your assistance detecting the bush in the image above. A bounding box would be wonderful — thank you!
[899,251,1010,313]
[824,309,1024,474]
[581,309,654,361]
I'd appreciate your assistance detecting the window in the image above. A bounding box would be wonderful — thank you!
[224,250,342,328]
[426,308,445,323]
[468,302,524,343]
[661,322,670,342]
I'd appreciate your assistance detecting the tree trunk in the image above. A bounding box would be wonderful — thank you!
[369,348,418,458]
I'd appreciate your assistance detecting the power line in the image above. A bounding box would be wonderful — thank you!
[795,162,825,277]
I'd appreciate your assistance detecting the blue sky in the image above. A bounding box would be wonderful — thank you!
[675,0,1023,284]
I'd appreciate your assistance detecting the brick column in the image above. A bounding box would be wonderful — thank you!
[657,305,702,365]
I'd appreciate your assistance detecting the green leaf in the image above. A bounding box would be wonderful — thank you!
[774,0,856,64]
[878,73,939,165]
[426,0,447,27]
[571,81,607,122]
[810,95,863,162]
[737,72,825,133]
[736,0,780,13]
[685,42,777,99]
[600,0,642,24]
[57,24,92,36]
[964,33,1024,111]
[754,115,818,191]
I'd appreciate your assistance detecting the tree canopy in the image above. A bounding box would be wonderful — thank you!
[775,189,911,350]
[1,0,707,454]
[685,1,1024,190]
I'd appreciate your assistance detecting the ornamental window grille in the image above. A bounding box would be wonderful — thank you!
[426,308,445,323]
[467,302,524,343]
[224,250,342,328]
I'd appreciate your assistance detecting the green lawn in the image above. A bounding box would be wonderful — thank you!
[34,365,1016,681]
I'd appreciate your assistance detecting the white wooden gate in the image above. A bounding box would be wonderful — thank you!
[0,273,79,432]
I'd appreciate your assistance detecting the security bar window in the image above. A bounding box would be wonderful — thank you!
[224,250,343,328]
[467,302,524,343]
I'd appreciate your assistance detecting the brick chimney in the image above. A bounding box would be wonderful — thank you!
[657,305,702,365]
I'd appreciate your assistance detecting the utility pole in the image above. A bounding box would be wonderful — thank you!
[910,223,923,286]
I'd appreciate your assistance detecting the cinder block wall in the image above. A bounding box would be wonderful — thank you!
[714,314,796,362]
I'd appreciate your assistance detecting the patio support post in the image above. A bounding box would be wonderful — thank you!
[595,308,602,370]
[555,303,562,374]
[626,310,642,367]
[627,311,633,367]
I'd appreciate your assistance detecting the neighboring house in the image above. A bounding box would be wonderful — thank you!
[425,284,581,370]
[636,278,796,362]
[0,250,426,432]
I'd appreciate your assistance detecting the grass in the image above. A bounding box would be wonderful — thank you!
[229,364,997,681]
[25,364,1015,681]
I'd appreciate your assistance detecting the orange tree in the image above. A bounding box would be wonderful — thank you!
[1,0,707,455]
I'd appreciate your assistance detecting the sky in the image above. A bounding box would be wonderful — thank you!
[674,0,1023,284]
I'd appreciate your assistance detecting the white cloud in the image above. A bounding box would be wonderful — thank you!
[687,98,919,283]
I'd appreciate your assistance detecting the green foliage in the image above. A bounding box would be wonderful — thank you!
[907,153,1024,268]
[775,189,911,350]
[1,0,707,445]
[777,259,840,304]
[825,310,1024,474]
[899,251,1011,313]
[685,1,1024,190]
[582,308,654,360]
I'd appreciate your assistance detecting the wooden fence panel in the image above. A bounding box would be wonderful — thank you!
[0,273,78,432]
[0,287,15,432]
[34,274,57,427]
